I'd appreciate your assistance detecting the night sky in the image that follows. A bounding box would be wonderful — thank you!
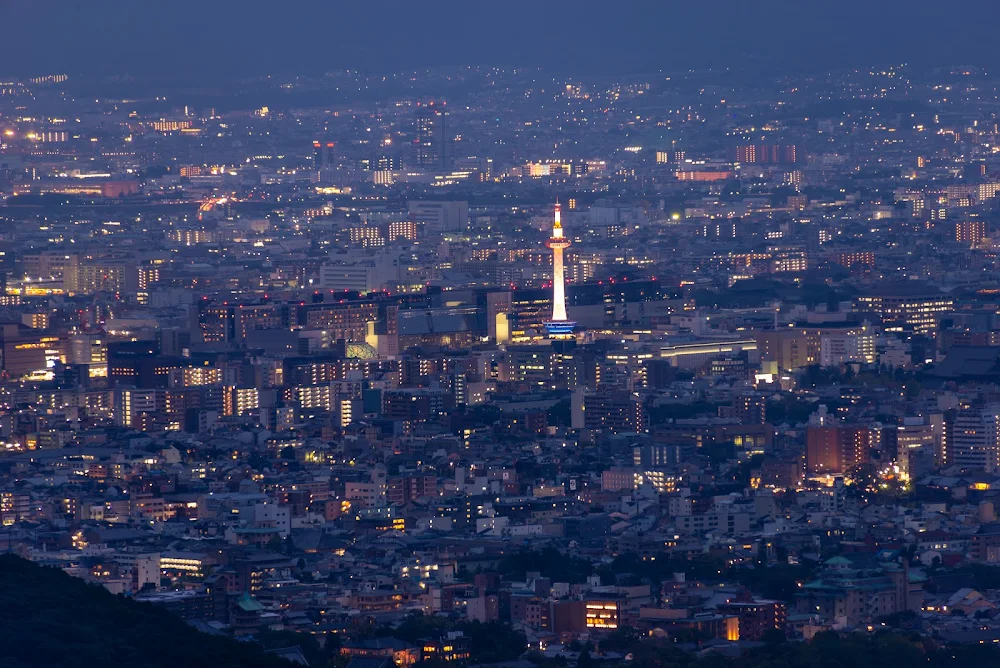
[1,0,998,79]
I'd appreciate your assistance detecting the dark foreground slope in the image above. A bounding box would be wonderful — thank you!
[0,554,290,668]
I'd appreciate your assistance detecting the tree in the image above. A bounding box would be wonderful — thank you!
[0,554,290,668]
[498,547,595,584]
[547,399,571,427]
[761,628,786,645]
[460,621,527,663]
[600,626,640,651]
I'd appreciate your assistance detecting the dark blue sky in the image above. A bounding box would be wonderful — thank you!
[1,0,998,79]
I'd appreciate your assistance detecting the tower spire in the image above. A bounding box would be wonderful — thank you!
[545,201,574,337]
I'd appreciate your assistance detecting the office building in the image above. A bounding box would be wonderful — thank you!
[950,406,1000,472]
[313,140,335,170]
[806,425,874,474]
[408,200,468,233]
[414,102,449,170]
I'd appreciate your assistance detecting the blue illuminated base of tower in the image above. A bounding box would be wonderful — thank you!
[545,321,577,338]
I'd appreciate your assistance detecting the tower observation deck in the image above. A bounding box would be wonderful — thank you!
[544,202,575,338]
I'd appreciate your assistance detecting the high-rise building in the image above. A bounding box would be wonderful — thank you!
[579,391,646,434]
[545,203,574,338]
[116,388,164,427]
[950,406,1000,472]
[414,102,448,170]
[733,144,799,164]
[313,141,335,170]
[955,220,987,245]
[387,220,418,241]
[732,393,768,424]
[806,425,873,474]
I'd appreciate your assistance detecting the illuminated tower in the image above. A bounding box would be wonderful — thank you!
[545,202,575,337]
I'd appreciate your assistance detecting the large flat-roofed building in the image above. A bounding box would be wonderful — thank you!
[396,305,485,351]
[26,179,140,198]
[63,254,140,296]
[0,322,50,379]
[754,331,809,371]
[298,300,382,342]
[660,339,758,369]
[819,327,877,366]
[854,282,953,336]
[408,200,467,233]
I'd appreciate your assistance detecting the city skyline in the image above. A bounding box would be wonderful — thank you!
[8,4,1000,667]
[3,1,1000,82]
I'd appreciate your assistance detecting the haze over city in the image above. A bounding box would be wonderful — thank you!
[3,1,1000,79]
